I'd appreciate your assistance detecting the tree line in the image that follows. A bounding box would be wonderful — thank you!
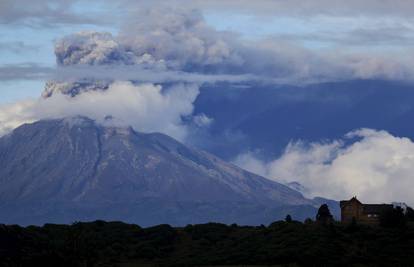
[1,204,414,267]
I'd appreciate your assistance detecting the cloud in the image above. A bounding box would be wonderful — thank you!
[4,0,414,28]
[54,31,134,66]
[0,81,201,141]
[0,62,260,85]
[116,8,244,72]
[270,24,414,47]
[3,51,412,86]
[52,65,261,84]
[55,10,244,72]
[192,113,213,128]
[0,63,53,81]
[153,0,414,18]
[0,0,105,27]
[3,5,414,87]
[0,63,265,96]
[0,41,39,53]
[234,129,414,206]
[50,20,313,78]
[50,12,315,78]
[45,8,414,96]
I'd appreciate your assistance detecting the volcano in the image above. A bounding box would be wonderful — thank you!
[0,117,321,226]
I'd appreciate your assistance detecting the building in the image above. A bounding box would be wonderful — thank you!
[340,197,393,224]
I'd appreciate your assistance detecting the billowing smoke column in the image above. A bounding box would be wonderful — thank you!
[54,9,242,70]
[12,9,230,140]
[44,7,413,98]
[44,8,245,97]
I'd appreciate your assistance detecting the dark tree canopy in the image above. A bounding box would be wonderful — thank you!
[1,220,414,267]
[380,206,406,227]
[406,207,414,221]
[316,204,333,224]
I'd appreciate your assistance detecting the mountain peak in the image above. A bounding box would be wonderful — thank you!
[0,118,319,226]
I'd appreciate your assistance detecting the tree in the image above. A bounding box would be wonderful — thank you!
[345,217,358,232]
[304,218,313,224]
[380,206,406,227]
[406,207,414,221]
[316,204,333,225]
[285,214,292,223]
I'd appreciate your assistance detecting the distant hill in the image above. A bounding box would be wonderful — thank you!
[0,117,325,226]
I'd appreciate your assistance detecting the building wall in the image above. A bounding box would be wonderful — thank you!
[341,199,381,224]
[341,200,364,223]
[358,213,381,225]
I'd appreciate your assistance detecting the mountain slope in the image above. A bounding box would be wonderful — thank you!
[0,118,319,226]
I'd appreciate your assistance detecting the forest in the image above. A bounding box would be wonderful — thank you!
[1,208,414,267]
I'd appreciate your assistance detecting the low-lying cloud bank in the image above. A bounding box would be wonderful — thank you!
[234,129,414,206]
[0,81,205,141]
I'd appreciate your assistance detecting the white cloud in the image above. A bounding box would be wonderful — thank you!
[192,113,213,128]
[0,81,200,141]
[234,129,414,206]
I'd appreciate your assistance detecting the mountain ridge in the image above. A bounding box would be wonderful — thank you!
[0,117,325,226]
